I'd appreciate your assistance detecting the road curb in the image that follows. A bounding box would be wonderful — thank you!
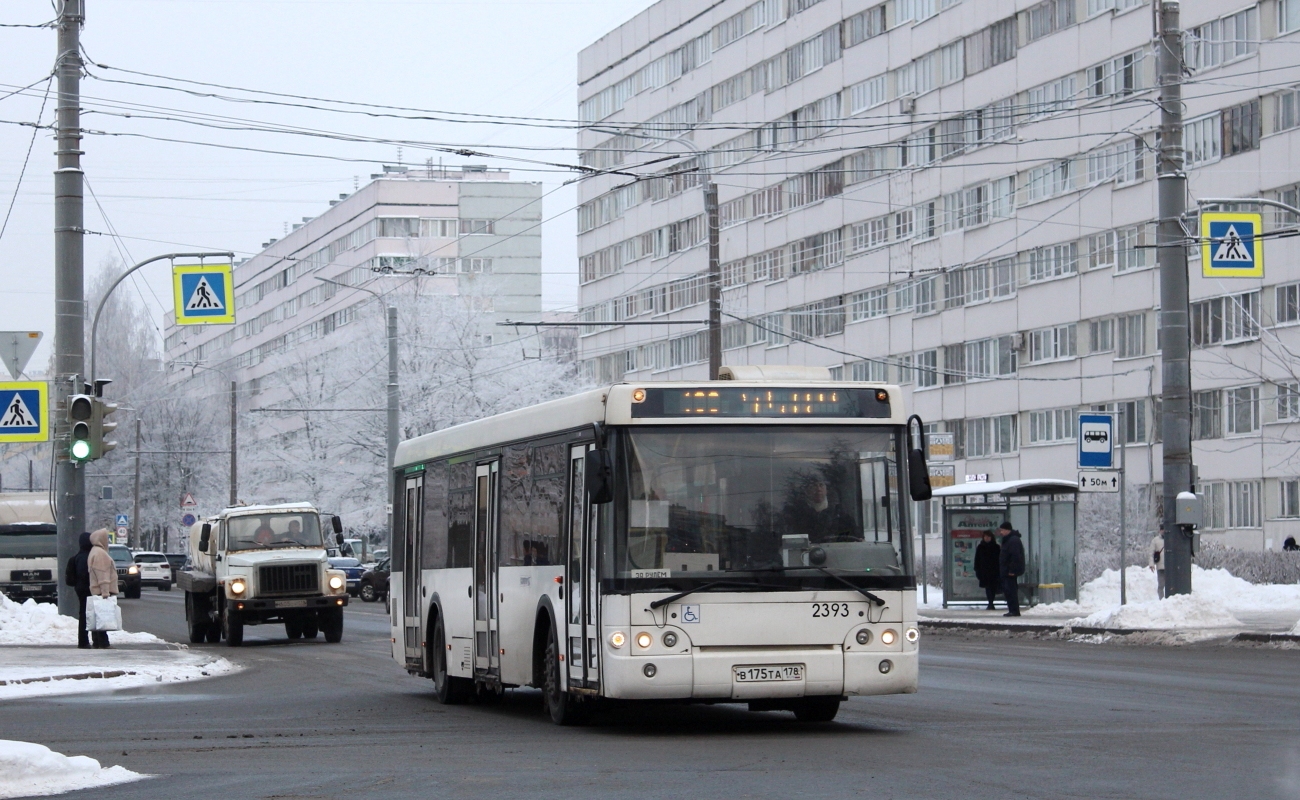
[0,669,131,686]
[922,619,1296,640]
[1232,632,1300,644]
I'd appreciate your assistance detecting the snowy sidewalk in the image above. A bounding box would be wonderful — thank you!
[919,566,1300,641]
[0,646,238,701]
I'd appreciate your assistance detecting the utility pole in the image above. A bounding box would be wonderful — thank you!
[1118,406,1128,605]
[132,418,141,549]
[704,181,722,380]
[1157,1,1192,597]
[53,0,86,617]
[229,380,238,505]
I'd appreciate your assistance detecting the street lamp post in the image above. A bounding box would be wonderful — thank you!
[316,279,399,534]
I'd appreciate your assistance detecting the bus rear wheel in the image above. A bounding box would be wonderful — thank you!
[431,616,471,704]
[543,624,586,726]
[792,696,841,723]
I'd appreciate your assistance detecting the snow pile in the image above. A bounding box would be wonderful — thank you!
[0,656,238,701]
[918,586,944,609]
[0,595,162,646]
[0,740,144,798]
[1289,618,1300,636]
[1072,593,1243,630]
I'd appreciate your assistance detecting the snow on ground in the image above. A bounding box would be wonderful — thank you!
[1290,618,1300,636]
[0,740,145,798]
[0,655,239,701]
[0,594,163,646]
[918,586,944,609]
[1024,565,1300,630]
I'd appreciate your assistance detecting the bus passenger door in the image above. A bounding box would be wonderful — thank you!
[402,473,424,666]
[566,445,600,691]
[473,461,500,676]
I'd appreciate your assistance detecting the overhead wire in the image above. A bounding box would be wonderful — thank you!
[0,77,51,245]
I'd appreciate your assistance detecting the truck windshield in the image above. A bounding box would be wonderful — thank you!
[227,514,322,551]
[0,525,56,558]
[611,426,912,590]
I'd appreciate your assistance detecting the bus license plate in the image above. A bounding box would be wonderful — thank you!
[734,664,803,683]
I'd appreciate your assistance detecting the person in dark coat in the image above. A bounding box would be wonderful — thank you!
[62,532,95,649]
[998,522,1026,617]
[973,531,1001,610]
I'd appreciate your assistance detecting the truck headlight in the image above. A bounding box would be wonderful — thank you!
[328,573,345,592]
[228,578,247,597]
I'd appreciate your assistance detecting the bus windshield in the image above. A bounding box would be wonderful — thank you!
[0,525,57,558]
[612,426,912,589]
[226,514,322,551]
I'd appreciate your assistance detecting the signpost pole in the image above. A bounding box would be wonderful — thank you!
[132,418,141,549]
[1118,408,1127,606]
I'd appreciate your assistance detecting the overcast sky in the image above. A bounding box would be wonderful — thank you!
[0,0,657,371]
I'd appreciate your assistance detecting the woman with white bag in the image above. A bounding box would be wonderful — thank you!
[85,529,120,648]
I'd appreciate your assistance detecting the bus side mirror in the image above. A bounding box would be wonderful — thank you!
[907,414,932,502]
[585,449,614,505]
[199,523,212,554]
[332,515,343,534]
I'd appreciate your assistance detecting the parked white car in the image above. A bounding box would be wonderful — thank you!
[131,551,173,590]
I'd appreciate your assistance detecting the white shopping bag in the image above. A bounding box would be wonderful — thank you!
[86,595,123,632]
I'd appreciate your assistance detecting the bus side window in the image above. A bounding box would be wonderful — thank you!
[498,443,532,566]
[422,461,449,569]
[447,461,475,569]
[391,472,406,572]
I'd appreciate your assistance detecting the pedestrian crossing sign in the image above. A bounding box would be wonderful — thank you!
[172,263,235,325]
[1201,212,1264,278]
[0,381,47,442]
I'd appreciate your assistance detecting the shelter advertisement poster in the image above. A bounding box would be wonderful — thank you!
[947,511,1005,602]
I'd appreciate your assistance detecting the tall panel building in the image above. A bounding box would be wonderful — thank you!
[576,0,1300,550]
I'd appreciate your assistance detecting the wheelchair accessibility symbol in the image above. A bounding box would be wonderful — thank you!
[681,604,701,623]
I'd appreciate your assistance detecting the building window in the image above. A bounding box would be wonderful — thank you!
[1229,481,1262,528]
[1284,0,1300,34]
[1192,294,1259,347]
[1280,479,1300,518]
[828,365,844,381]
[1088,231,1116,270]
[915,350,939,388]
[1278,382,1300,421]
[1184,114,1222,167]
[1226,385,1260,435]
[1190,6,1259,70]
[851,360,889,382]
[1116,313,1146,358]
[943,344,966,385]
[1087,50,1143,98]
[1193,390,1223,440]
[895,354,914,384]
[1026,0,1075,42]
[1022,159,1073,204]
[1089,319,1114,353]
[1277,284,1300,325]
[1222,99,1262,157]
[1201,482,1227,529]
[1025,242,1078,282]
[459,219,496,235]
[966,415,1018,458]
[1093,400,1147,444]
[1028,324,1077,363]
[914,276,939,314]
[1116,223,1154,272]
[849,287,889,321]
[1029,407,1076,444]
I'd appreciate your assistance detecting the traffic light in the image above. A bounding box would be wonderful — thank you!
[68,394,93,462]
[91,398,118,459]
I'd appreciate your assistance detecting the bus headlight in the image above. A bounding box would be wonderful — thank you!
[609,631,626,649]
[880,629,897,646]
[905,627,919,643]
[228,578,247,597]
[635,632,653,649]
[855,629,872,645]
[327,573,346,592]
[662,631,678,648]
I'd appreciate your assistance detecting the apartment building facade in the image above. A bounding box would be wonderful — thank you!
[161,166,544,432]
[575,0,1300,550]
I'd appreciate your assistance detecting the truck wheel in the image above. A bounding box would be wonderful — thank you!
[321,608,343,643]
[302,616,319,639]
[360,584,377,603]
[431,616,470,704]
[222,605,244,646]
[543,623,585,725]
[285,617,304,639]
[185,594,206,644]
[792,696,841,723]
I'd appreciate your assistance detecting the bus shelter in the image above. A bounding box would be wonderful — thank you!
[933,480,1079,609]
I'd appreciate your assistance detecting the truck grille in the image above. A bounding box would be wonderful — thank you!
[258,564,318,595]
[10,570,51,582]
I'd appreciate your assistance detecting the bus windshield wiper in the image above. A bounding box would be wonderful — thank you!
[647,581,767,610]
[745,566,886,607]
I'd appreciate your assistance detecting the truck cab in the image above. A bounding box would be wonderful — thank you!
[0,493,57,603]
[177,503,350,646]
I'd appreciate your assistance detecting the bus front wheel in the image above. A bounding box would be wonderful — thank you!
[792,696,841,723]
[543,624,586,726]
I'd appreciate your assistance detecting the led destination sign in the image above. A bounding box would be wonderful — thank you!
[630,387,891,419]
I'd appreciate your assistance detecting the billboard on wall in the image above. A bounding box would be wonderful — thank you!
[944,509,1007,604]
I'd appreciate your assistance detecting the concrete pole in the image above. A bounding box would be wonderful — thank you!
[229,380,238,506]
[705,182,722,380]
[132,418,141,549]
[386,306,399,539]
[53,0,86,617]
[1156,1,1193,597]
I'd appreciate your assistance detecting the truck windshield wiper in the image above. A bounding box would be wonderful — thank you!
[744,566,886,607]
[647,581,767,610]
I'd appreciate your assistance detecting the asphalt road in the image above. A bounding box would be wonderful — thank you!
[5,589,1299,799]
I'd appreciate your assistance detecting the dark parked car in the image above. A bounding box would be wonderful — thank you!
[164,553,187,582]
[358,559,389,603]
[107,543,141,599]
[328,556,365,596]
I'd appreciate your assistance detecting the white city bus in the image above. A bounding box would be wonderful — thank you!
[389,375,932,724]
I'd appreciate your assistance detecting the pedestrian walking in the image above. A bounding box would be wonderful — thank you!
[998,522,1025,617]
[1149,528,1166,599]
[974,530,1001,610]
[63,532,94,649]
[85,529,118,649]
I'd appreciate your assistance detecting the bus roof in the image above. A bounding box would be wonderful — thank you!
[0,493,55,525]
[394,381,904,469]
